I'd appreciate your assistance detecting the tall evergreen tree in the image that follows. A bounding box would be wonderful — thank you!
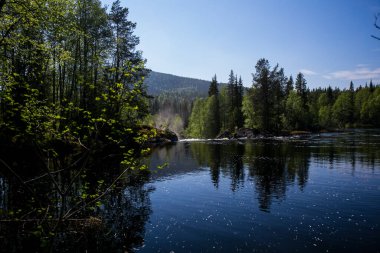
[285,75,294,96]
[326,86,334,105]
[225,70,236,130]
[348,81,355,123]
[369,79,374,92]
[208,75,220,137]
[208,74,219,96]
[236,76,244,127]
[295,72,308,107]
[271,66,286,131]
[251,58,272,131]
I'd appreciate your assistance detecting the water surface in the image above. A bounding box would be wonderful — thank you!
[140,130,380,252]
[1,130,379,252]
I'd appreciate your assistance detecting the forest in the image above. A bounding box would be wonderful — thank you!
[185,59,380,138]
[0,0,154,249]
[0,0,152,149]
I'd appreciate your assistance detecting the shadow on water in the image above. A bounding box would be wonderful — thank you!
[0,144,153,252]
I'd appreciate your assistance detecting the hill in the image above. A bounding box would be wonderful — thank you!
[144,71,211,96]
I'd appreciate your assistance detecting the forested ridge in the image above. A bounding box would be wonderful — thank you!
[145,71,211,96]
[144,71,212,134]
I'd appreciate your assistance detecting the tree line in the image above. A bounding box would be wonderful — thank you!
[186,58,380,138]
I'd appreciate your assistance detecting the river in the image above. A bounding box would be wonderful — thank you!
[139,130,380,252]
[1,130,379,252]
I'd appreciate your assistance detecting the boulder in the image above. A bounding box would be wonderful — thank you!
[235,128,258,138]
[216,130,232,139]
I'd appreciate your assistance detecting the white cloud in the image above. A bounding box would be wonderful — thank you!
[324,67,380,80]
[299,69,317,75]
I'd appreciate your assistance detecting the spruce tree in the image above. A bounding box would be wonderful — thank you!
[285,75,294,96]
[208,74,219,97]
[236,76,244,127]
[348,81,355,123]
[295,72,308,107]
[369,79,374,92]
[226,70,236,130]
[208,75,220,137]
[251,58,272,131]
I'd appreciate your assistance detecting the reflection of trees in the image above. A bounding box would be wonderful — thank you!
[246,141,311,211]
[209,145,221,188]
[188,133,380,213]
[88,172,153,252]
[311,131,380,171]
[245,141,289,211]
[190,142,245,191]
[222,143,245,192]
[190,140,311,212]
[0,146,153,252]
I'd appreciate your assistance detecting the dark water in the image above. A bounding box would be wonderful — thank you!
[140,130,380,253]
[1,130,380,252]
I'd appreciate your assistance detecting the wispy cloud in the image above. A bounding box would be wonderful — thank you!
[299,69,317,75]
[324,67,380,80]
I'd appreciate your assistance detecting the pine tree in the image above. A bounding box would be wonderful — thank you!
[236,76,244,127]
[285,75,294,96]
[295,72,308,107]
[271,66,286,132]
[251,58,272,131]
[348,81,355,123]
[225,70,236,130]
[369,79,374,92]
[326,86,334,105]
[208,74,219,96]
[208,75,220,137]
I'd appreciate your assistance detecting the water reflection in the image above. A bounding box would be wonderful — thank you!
[0,146,153,252]
[188,140,310,211]
[1,131,380,252]
[149,131,380,213]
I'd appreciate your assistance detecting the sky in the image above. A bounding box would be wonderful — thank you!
[102,0,380,89]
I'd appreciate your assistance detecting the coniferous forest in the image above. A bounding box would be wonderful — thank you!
[186,59,380,138]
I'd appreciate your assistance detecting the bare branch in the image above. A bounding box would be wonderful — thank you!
[372,14,380,40]
[0,158,41,204]
[375,14,380,29]
[63,166,131,219]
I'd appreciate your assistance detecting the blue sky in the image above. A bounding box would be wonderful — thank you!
[102,0,380,89]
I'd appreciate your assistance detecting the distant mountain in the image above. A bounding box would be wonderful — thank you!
[144,71,211,96]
